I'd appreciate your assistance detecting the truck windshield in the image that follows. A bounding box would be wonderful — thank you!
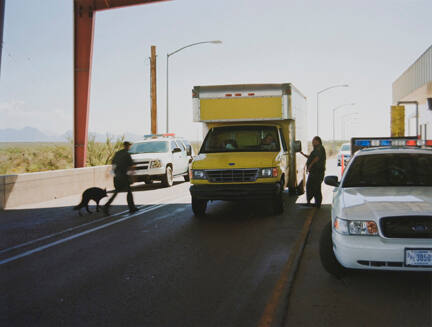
[343,153,432,187]
[129,141,169,154]
[200,126,280,153]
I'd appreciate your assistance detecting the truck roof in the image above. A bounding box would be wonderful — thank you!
[193,83,306,99]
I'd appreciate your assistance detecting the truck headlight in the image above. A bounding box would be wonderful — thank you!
[334,217,378,236]
[150,160,161,168]
[259,168,278,178]
[192,170,207,180]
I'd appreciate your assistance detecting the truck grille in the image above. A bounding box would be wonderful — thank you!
[205,169,258,183]
[134,160,150,171]
[380,216,432,239]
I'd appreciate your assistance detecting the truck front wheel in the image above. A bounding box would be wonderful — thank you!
[192,197,207,217]
[272,182,284,214]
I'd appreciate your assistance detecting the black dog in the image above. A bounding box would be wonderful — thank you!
[74,187,107,215]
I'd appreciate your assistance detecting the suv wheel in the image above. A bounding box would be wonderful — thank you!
[162,166,174,187]
[184,167,190,182]
[144,177,153,184]
[192,196,207,217]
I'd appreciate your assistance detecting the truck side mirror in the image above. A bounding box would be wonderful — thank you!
[172,147,182,153]
[324,175,340,187]
[293,140,302,153]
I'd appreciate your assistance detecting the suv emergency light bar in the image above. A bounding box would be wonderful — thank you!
[143,133,175,139]
[350,137,425,154]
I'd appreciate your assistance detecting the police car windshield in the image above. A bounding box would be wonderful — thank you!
[129,141,169,154]
[343,153,432,187]
[200,126,280,153]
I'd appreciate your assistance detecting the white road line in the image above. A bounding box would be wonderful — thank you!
[0,194,190,266]
[0,194,185,255]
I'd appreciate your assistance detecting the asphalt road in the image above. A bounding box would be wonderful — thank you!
[1,159,431,327]
[1,173,315,327]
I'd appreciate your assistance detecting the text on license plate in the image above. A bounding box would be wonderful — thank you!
[405,249,432,267]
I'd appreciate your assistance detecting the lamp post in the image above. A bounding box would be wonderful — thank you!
[166,40,222,133]
[341,112,359,140]
[316,84,349,135]
[332,103,355,142]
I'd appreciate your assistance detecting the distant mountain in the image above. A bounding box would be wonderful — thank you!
[0,127,142,143]
[0,127,64,142]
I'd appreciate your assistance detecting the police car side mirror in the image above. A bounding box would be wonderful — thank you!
[293,140,302,152]
[324,175,340,187]
[172,147,182,153]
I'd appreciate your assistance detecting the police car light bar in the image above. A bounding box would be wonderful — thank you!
[350,137,432,154]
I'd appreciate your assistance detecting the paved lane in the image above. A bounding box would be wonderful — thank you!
[1,176,315,327]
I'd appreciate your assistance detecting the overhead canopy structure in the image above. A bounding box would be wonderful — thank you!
[74,0,168,167]
[392,45,432,139]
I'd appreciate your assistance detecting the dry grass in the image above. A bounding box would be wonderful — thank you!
[0,138,347,175]
[0,135,126,175]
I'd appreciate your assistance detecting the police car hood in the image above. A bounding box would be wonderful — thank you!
[340,187,432,220]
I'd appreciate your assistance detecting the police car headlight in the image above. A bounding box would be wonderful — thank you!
[150,160,161,168]
[192,170,207,180]
[334,218,378,236]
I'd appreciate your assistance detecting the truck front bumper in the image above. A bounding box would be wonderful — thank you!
[189,183,280,201]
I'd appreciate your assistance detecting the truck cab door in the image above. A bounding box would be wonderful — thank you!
[278,128,289,188]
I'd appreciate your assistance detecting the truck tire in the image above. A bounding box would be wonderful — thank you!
[184,167,190,182]
[162,166,174,187]
[272,182,284,214]
[319,221,346,278]
[192,197,207,217]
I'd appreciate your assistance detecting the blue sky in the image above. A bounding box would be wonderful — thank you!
[1,0,431,141]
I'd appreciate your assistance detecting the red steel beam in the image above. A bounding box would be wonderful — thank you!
[73,0,169,168]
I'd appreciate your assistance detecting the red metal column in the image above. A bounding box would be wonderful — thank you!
[74,1,94,167]
[73,0,169,167]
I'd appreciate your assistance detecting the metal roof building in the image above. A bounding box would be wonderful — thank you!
[392,45,432,138]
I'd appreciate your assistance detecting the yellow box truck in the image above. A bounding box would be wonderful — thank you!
[189,83,307,216]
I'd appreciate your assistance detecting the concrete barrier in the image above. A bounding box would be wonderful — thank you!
[0,166,114,209]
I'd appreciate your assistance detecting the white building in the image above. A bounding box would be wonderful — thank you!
[392,45,432,138]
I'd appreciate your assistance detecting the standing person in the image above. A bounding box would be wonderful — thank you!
[300,136,326,208]
[103,141,138,214]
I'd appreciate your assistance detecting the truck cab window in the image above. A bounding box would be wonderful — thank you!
[201,126,280,153]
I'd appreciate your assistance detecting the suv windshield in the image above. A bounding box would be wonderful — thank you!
[343,153,432,187]
[341,144,350,152]
[129,141,169,154]
[200,126,280,153]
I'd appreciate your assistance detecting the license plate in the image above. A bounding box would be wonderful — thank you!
[405,249,432,267]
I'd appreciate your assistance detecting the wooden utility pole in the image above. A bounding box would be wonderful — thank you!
[150,45,157,134]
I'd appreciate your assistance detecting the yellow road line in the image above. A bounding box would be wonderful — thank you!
[257,208,316,327]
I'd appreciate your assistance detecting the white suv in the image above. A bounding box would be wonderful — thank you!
[129,135,192,187]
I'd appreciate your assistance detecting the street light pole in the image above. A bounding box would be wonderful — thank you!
[341,112,359,140]
[332,103,355,142]
[316,84,349,135]
[166,40,222,133]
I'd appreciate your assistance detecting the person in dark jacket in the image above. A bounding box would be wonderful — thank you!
[103,141,138,214]
[300,136,326,208]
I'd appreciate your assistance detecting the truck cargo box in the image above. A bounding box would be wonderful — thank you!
[192,83,305,122]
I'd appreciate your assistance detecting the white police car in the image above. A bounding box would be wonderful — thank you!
[320,137,432,276]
